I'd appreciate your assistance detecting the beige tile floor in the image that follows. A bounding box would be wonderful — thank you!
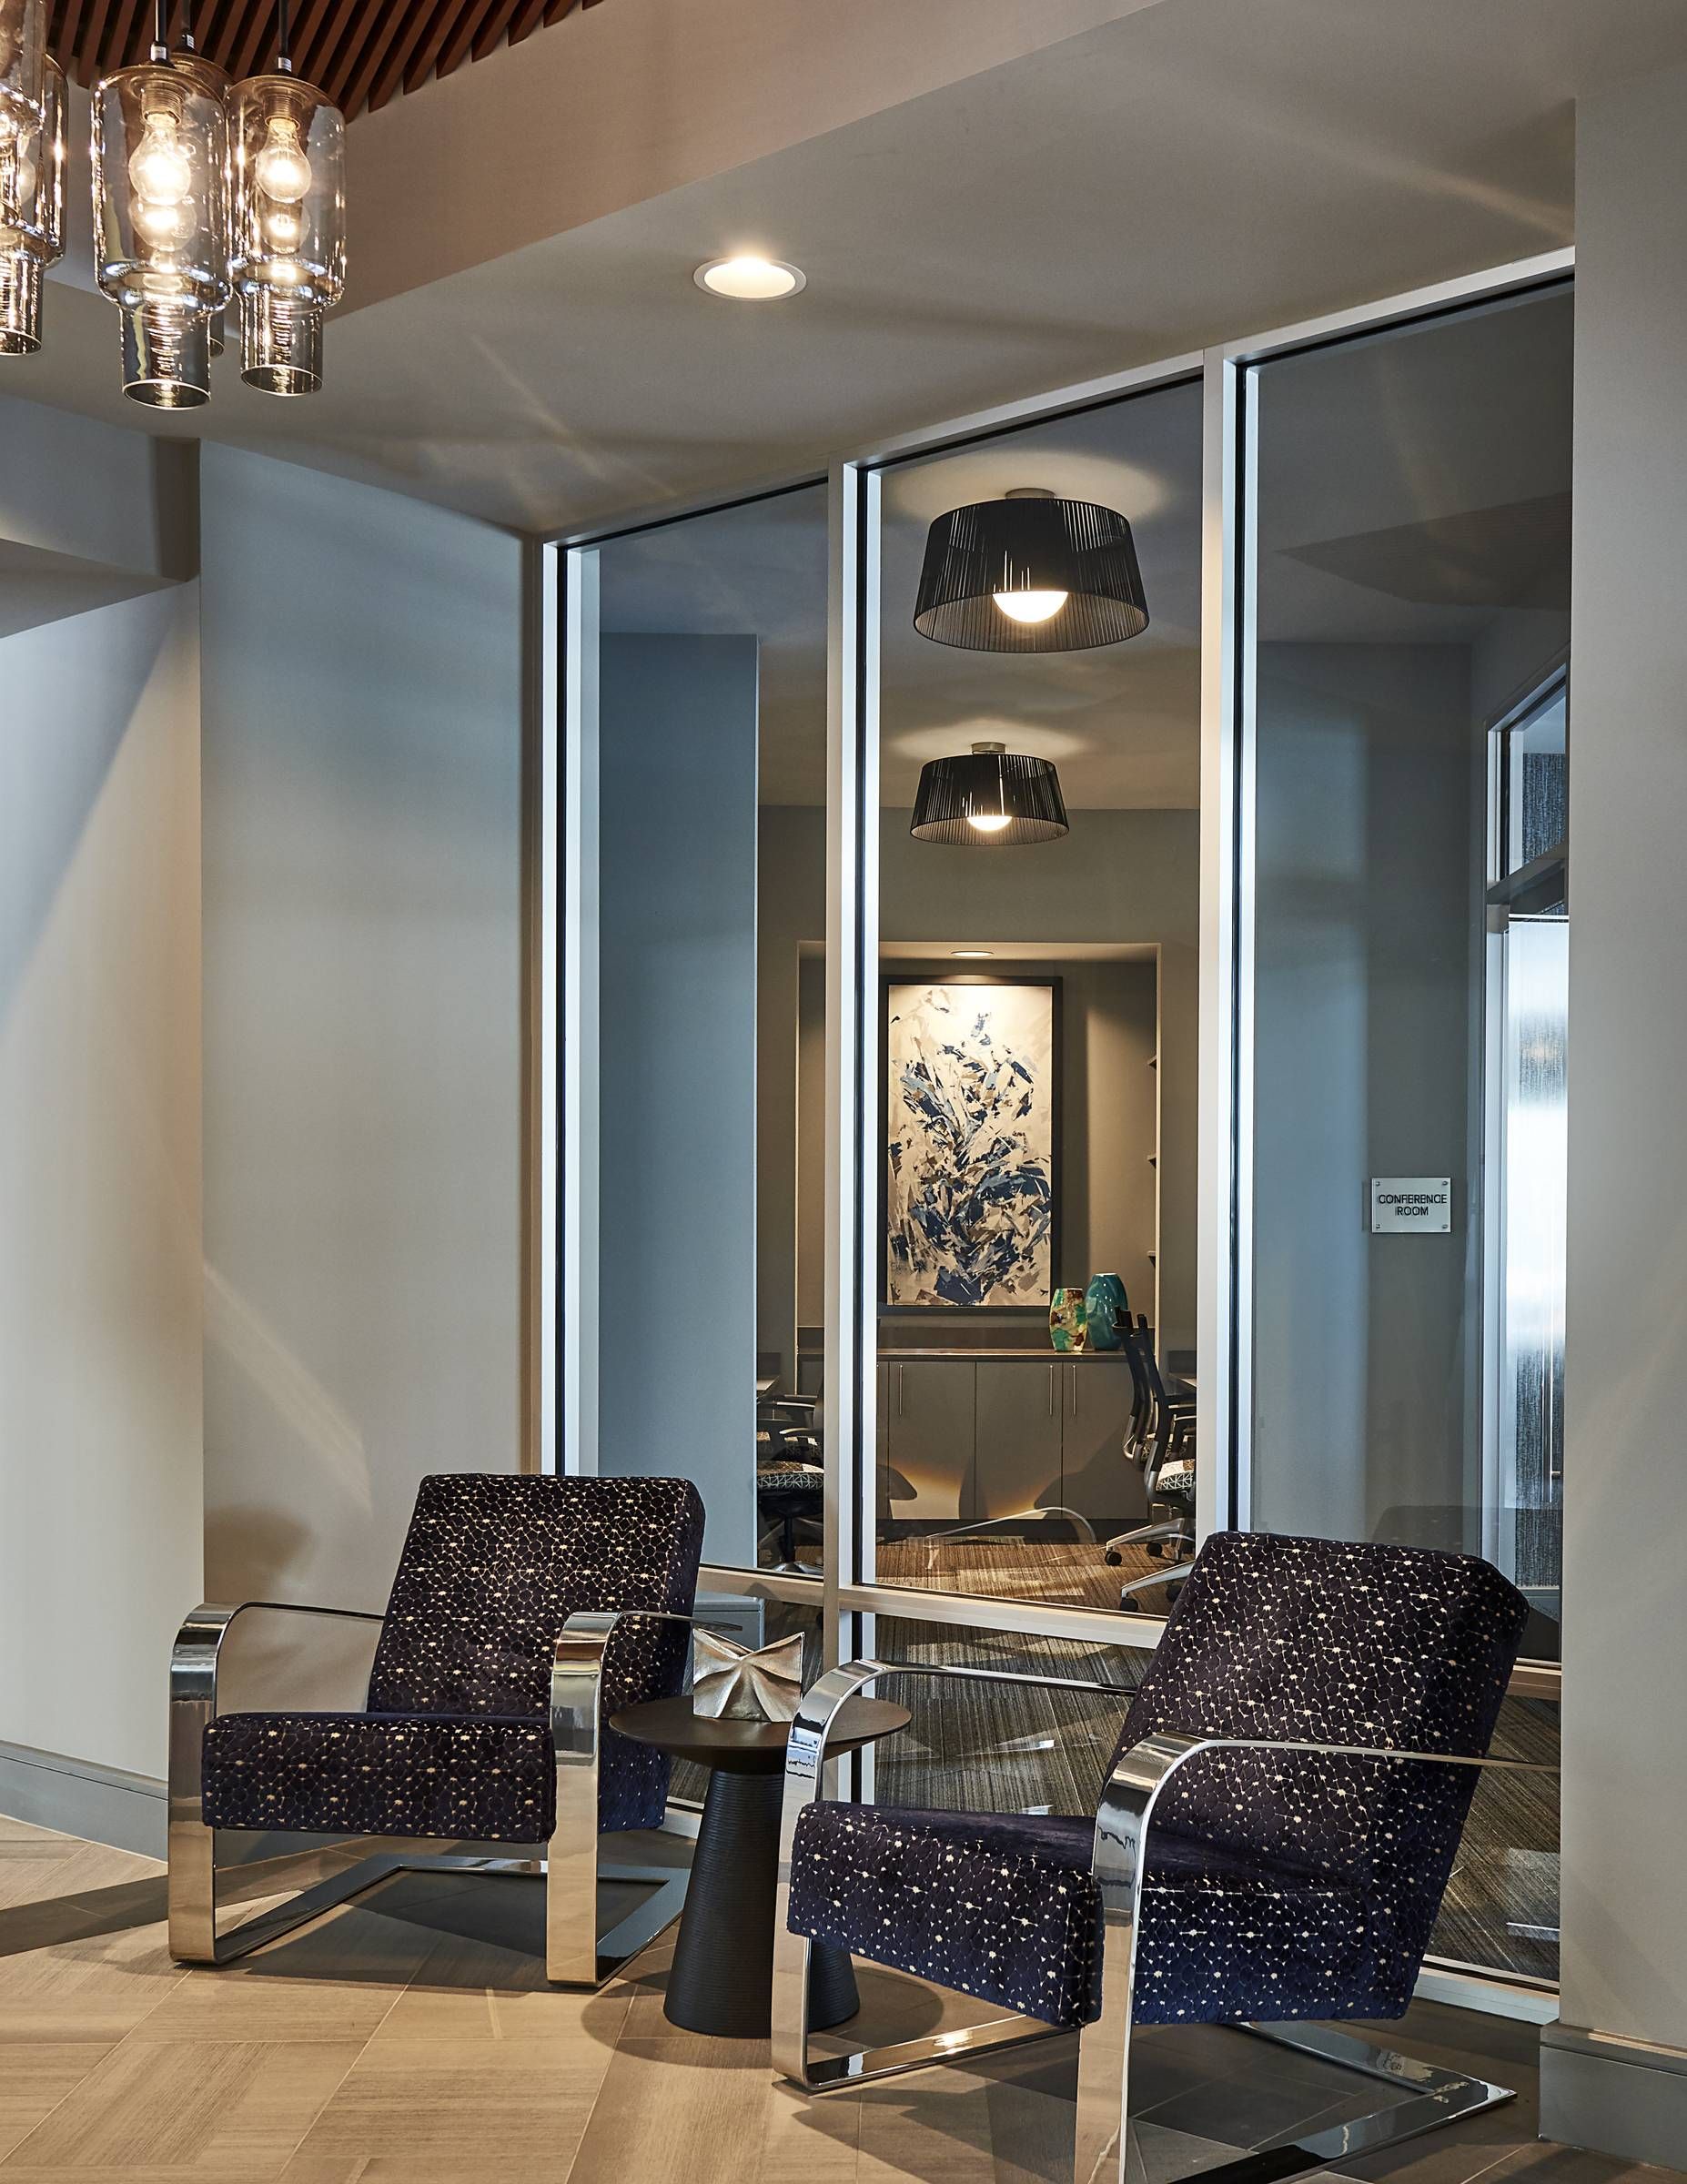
[0,1811,1680,2184]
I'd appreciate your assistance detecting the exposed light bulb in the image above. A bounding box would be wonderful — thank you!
[253,117,311,204]
[967,813,1012,834]
[134,193,196,245]
[129,113,192,205]
[8,142,35,204]
[994,589,1069,625]
[261,202,304,251]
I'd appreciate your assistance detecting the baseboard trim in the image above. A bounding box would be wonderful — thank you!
[1541,2022,1687,2169]
[0,1740,167,1859]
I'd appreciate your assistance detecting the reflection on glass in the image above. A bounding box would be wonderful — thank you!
[590,484,828,1574]
[868,380,1205,1613]
[1248,287,1573,1569]
[1242,285,1571,1981]
[867,1624,1559,1988]
[1505,685,1567,873]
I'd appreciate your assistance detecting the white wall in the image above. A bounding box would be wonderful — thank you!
[0,584,203,1784]
[1541,54,1687,2168]
[198,446,525,1620]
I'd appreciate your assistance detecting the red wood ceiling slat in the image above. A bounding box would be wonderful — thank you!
[293,0,360,85]
[391,0,462,101]
[505,0,550,46]
[470,0,522,62]
[104,0,149,71]
[48,0,606,115]
[74,0,116,71]
[55,0,89,66]
[436,0,501,81]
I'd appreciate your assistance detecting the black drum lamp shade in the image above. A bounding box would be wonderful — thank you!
[913,488,1149,652]
[910,742,1069,846]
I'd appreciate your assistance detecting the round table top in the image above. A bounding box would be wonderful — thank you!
[609,1694,911,1774]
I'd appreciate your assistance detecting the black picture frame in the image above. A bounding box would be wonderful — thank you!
[879,971,1064,1312]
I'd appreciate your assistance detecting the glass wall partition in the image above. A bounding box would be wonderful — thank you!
[555,257,1572,2005]
[571,481,830,1585]
[857,378,1206,1618]
[1234,276,1572,1985]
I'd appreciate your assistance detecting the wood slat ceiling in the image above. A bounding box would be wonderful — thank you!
[48,0,607,118]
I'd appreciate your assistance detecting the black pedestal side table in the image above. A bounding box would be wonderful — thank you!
[611,1692,910,2037]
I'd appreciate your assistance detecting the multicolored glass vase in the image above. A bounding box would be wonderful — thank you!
[1084,1271,1130,1350]
[1049,1288,1088,1351]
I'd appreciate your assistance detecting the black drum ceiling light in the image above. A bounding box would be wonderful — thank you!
[914,485,1149,652]
[910,741,1069,847]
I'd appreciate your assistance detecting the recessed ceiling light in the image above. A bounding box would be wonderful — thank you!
[694,255,807,301]
[952,949,995,959]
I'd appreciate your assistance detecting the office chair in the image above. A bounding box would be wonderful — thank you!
[1106,1320,1196,1606]
[758,1387,824,1572]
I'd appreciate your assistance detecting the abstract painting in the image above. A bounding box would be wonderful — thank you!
[884,979,1058,1308]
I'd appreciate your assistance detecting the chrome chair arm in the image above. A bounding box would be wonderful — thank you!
[1076,1732,1559,2183]
[167,1598,385,1962]
[772,1656,1140,2084]
[549,1607,697,1767]
[546,1607,696,1985]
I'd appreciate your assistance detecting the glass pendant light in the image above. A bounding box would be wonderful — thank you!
[230,0,345,397]
[0,0,45,140]
[92,0,230,407]
[910,741,1070,846]
[914,486,1150,653]
[167,7,231,358]
[0,49,63,357]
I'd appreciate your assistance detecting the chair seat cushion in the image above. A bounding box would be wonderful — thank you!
[201,1712,554,1843]
[787,1803,1385,2029]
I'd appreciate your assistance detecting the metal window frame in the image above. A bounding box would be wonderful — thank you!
[542,253,1573,2013]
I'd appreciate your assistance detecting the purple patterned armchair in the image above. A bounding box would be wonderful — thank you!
[168,1472,703,1984]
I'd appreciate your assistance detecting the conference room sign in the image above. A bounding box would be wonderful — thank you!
[1369,1178,1453,1233]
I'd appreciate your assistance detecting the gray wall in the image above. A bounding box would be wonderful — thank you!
[1541,56,1687,2167]
[0,582,203,1784]
[600,636,759,1567]
[879,807,1200,1352]
[1249,644,1480,1548]
[199,446,525,1620]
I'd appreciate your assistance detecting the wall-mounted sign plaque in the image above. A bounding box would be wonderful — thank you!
[1370,1178,1452,1233]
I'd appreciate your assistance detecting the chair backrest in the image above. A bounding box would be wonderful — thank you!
[1120,1326,1152,1458]
[1113,1531,1528,1928]
[367,1473,705,1719]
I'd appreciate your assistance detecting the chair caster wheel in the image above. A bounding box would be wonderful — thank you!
[1104,1550,1122,1566]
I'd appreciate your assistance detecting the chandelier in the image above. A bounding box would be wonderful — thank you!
[2,0,347,403]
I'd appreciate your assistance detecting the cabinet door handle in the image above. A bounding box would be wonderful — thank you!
[1047,1364,1056,1417]
[897,1363,905,1417]
[1068,1365,1079,1417]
